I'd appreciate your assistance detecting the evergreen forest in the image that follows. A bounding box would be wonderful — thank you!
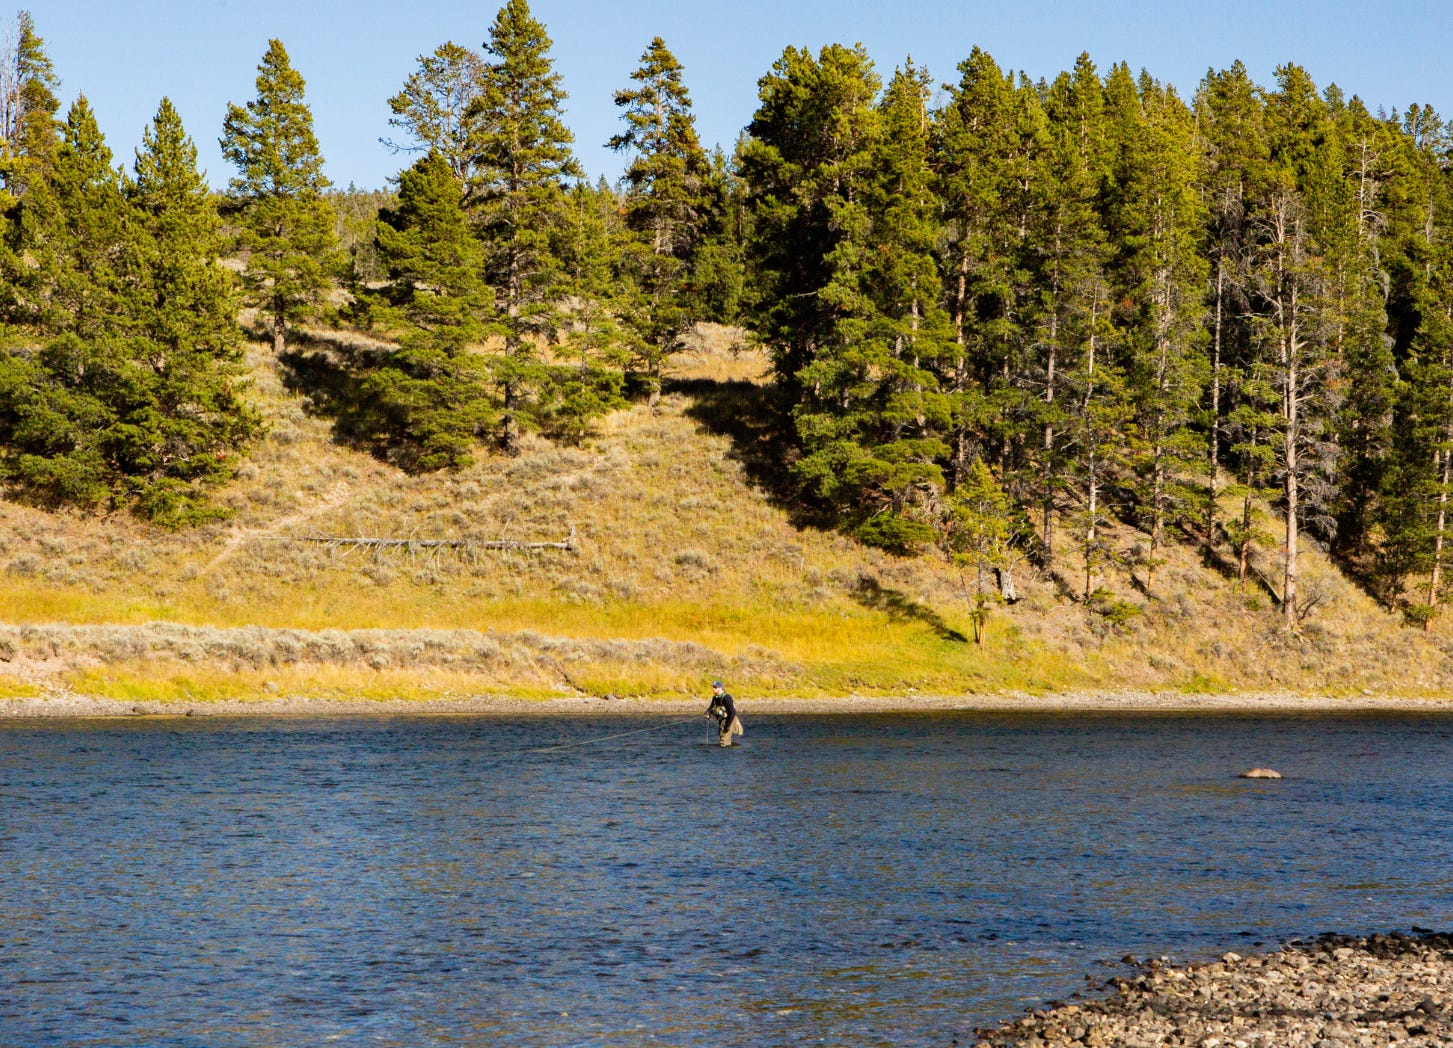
[5,3,1453,636]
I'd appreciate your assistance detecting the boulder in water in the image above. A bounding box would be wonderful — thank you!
[1240,768,1282,779]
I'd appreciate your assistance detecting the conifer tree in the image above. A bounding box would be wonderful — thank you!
[609,36,711,407]
[0,97,259,522]
[384,42,486,182]
[1194,62,1266,555]
[543,180,629,442]
[7,95,129,338]
[685,146,747,325]
[351,150,494,470]
[470,0,582,454]
[739,43,880,398]
[942,457,1015,643]
[1377,106,1453,621]
[1105,74,1209,591]
[0,96,131,508]
[1322,94,1397,576]
[0,10,59,205]
[122,97,262,522]
[788,62,953,549]
[220,39,340,355]
[1027,56,1113,570]
[935,47,1030,487]
[1249,65,1341,630]
[130,98,240,361]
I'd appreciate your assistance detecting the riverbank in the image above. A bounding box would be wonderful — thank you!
[7,335,1453,709]
[7,688,1453,718]
[974,932,1453,1047]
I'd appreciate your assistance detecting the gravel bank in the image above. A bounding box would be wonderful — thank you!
[7,690,1453,719]
[7,689,1453,719]
[975,932,1453,1047]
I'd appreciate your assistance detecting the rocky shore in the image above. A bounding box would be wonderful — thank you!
[7,689,1453,719]
[974,932,1453,1047]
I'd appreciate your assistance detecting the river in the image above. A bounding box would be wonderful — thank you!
[3,712,1452,1046]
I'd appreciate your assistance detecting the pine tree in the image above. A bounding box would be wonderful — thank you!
[0,10,60,206]
[350,150,495,470]
[130,98,240,362]
[1194,62,1266,556]
[220,38,340,355]
[685,145,747,325]
[1250,64,1341,630]
[1105,74,1209,591]
[1027,56,1114,572]
[7,95,130,338]
[384,41,486,182]
[609,36,711,408]
[1377,105,1453,622]
[544,180,629,442]
[942,458,1015,643]
[470,0,582,454]
[935,47,1029,487]
[0,97,259,522]
[0,96,131,508]
[1322,94,1397,580]
[739,43,880,399]
[122,97,262,522]
[792,62,953,550]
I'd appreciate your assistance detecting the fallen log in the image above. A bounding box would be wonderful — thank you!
[295,522,576,553]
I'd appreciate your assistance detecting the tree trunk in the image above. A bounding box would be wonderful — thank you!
[1042,313,1058,569]
[1082,304,1098,602]
[1430,446,1451,624]
[1238,490,1253,586]
[1206,258,1225,553]
[1283,344,1299,632]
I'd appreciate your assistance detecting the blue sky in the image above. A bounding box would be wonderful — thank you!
[32,0,1453,190]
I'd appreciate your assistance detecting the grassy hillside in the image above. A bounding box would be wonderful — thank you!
[2,325,1451,705]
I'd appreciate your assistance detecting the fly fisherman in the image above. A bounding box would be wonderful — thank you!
[705,680,743,747]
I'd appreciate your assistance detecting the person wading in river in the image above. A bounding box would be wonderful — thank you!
[705,680,743,747]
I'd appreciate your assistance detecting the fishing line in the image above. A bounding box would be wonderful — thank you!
[525,716,699,754]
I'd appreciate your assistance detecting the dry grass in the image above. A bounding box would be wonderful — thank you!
[2,326,1450,701]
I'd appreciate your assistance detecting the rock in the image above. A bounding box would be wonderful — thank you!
[1240,768,1283,779]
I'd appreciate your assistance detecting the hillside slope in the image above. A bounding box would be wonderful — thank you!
[2,328,1451,706]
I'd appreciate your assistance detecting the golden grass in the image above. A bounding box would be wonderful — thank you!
[0,678,42,698]
[62,661,535,705]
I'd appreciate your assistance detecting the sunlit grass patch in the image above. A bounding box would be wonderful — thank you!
[0,583,181,625]
[0,678,42,698]
[62,662,513,705]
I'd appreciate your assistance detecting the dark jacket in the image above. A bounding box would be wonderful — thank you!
[706,690,736,726]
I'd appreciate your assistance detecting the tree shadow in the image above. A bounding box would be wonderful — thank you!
[1198,540,1283,606]
[671,375,833,529]
[851,573,970,644]
[276,336,376,428]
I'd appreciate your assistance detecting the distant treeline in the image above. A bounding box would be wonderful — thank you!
[3,4,1453,629]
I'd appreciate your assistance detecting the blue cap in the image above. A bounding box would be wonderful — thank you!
[712,680,724,688]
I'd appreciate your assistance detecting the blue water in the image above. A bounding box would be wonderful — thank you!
[2,712,1453,1047]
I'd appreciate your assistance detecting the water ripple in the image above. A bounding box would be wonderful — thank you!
[2,712,1452,1046]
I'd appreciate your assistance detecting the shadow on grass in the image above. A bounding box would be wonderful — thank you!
[275,334,416,467]
[276,336,369,430]
[1198,538,1283,607]
[851,574,970,644]
[671,376,833,530]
